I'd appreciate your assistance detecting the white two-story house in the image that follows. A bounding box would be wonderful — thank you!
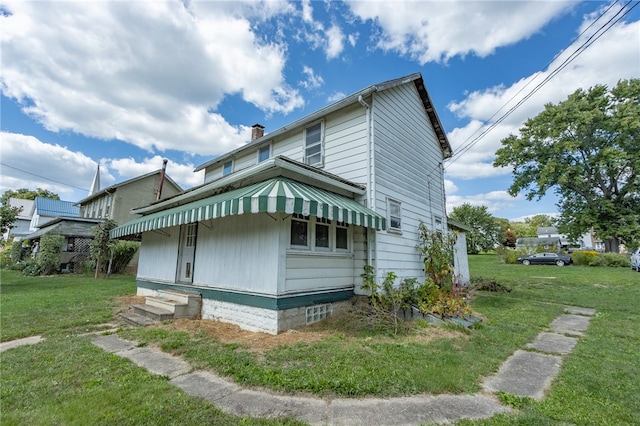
[111,72,454,334]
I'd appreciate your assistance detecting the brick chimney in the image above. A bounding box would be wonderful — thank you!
[251,123,265,141]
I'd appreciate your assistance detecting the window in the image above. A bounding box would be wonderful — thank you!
[336,222,349,250]
[222,160,233,176]
[306,304,331,324]
[258,145,270,163]
[304,122,323,166]
[104,195,112,217]
[315,217,330,248]
[185,223,197,247]
[388,199,401,231]
[290,214,309,247]
[97,198,104,218]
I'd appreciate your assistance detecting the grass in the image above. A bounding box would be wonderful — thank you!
[2,257,639,425]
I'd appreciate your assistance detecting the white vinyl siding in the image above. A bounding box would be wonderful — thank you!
[137,229,180,282]
[372,83,447,281]
[193,213,281,295]
[202,103,369,185]
[285,253,354,293]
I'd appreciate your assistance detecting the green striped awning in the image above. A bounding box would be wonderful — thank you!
[111,177,386,238]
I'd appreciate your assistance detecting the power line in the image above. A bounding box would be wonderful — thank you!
[0,162,89,192]
[445,0,638,169]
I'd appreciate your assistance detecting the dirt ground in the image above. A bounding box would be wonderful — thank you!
[117,295,465,353]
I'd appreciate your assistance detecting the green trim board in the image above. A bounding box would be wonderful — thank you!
[113,177,385,238]
[137,280,354,310]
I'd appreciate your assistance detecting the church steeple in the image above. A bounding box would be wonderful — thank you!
[88,164,101,196]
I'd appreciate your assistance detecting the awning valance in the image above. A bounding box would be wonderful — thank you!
[111,177,386,238]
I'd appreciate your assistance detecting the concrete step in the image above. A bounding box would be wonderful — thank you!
[156,289,196,305]
[119,311,159,327]
[133,304,174,322]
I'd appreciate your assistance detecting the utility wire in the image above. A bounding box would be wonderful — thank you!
[445,0,638,169]
[0,162,89,192]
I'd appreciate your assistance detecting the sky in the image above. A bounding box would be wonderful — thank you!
[1,0,639,222]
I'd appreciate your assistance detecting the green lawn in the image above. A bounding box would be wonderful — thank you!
[1,258,639,425]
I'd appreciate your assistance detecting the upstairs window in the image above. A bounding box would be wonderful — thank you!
[222,160,233,176]
[304,121,323,166]
[258,145,271,163]
[388,199,402,232]
[104,195,112,217]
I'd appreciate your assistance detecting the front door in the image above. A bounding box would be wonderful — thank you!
[177,223,197,283]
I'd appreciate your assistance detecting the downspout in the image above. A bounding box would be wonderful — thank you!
[358,94,375,283]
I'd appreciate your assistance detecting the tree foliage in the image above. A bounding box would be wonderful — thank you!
[1,203,22,235]
[90,219,118,278]
[449,203,501,254]
[494,79,640,252]
[0,188,60,204]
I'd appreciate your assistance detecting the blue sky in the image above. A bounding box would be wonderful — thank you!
[1,0,638,221]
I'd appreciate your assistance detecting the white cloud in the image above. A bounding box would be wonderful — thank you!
[346,1,575,64]
[106,156,203,191]
[444,9,640,181]
[0,132,98,200]
[325,25,345,59]
[299,66,325,90]
[0,132,204,202]
[0,1,303,157]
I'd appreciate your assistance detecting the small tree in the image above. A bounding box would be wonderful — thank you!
[0,203,22,235]
[90,219,117,278]
[37,234,64,275]
[417,222,456,291]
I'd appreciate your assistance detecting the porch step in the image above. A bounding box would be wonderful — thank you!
[133,304,174,322]
[118,311,159,327]
[146,290,202,319]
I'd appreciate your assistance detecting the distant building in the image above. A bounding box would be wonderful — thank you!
[2,198,35,241]
[29,197,79,231]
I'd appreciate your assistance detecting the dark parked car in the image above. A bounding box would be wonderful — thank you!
[517,252,573,266]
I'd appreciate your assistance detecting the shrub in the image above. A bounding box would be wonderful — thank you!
[599,252,630,267]
[496,247,529,264]
[571,250,600,266]
[37,234,64,275]
[20,259,43,276]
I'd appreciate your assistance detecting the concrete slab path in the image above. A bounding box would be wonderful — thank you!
[2,304,596,425]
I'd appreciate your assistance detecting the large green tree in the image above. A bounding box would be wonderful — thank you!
[449,203,501,254]
[0,203,22,235]
[494,79,640,252]
[0,188,60,204]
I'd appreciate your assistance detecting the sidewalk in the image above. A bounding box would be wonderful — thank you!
[4,305,596,425]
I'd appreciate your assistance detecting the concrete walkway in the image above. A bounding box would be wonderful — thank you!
[3,305,596,425]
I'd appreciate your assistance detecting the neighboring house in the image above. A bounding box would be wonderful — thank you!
[111,72,454,334]
[2,198,35,241]
[24,217,101,272]
[76,166,182,226]
[29,197,79,231]
[448,219,471,286]
[516,237,562,252]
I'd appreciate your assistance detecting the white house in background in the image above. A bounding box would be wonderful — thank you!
[2,198,35,241]
[112,72,455,334]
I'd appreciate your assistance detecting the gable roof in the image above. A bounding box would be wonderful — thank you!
[32,197,79,217]
[76,169,182,205]
[194,72,452,173]
[25,217,102,240]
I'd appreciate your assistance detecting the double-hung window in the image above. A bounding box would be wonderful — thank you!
[315,217,330,249]
[304,121,323,166]
[258,145,270,163]
[222,160,233,176]
[336,222,349,250]
[388,199,402,232]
